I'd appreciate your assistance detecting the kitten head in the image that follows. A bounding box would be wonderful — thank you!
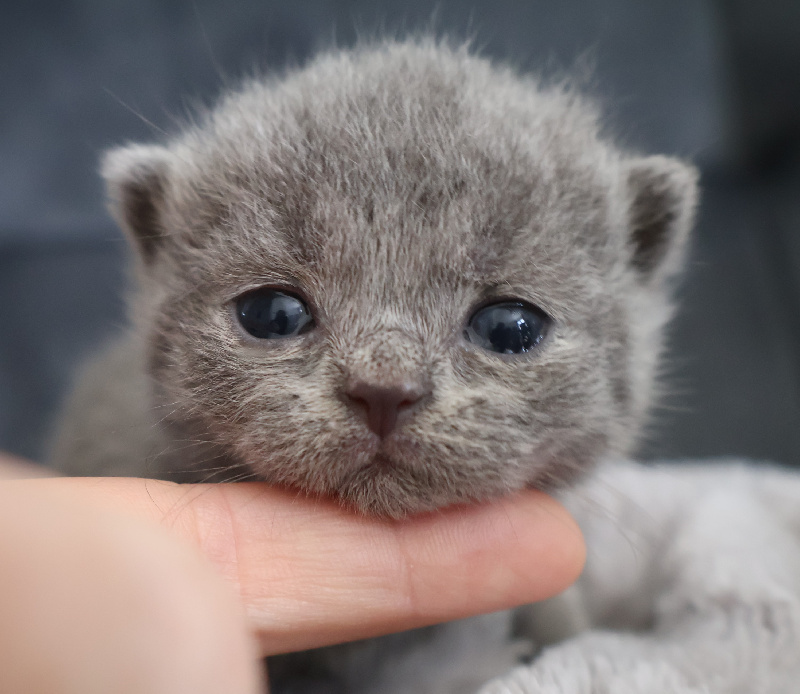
[103,41,697,517]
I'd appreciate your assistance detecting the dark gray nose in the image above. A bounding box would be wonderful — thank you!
[344,380,430,439]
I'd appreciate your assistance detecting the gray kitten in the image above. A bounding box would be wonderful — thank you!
[50,39,697,691]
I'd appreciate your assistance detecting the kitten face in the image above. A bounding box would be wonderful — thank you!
[104,41,697,516]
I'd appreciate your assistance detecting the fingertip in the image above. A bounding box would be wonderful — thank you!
[505,490,586,596]
[391,490,586,622]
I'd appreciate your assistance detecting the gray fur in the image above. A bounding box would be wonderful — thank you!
[49,39,700,693]
[51,39,696,518]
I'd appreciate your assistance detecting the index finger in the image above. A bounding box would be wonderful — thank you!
[13,476,585,655]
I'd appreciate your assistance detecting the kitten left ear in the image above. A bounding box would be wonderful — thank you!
[101,144,173,265]
[624,155,699,284]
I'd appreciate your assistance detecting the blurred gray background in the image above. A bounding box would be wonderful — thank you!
[1,0,799,465]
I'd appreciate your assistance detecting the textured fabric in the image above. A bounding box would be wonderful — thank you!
[480,460,800,693]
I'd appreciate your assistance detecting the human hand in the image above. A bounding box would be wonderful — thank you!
[0,454,584,693]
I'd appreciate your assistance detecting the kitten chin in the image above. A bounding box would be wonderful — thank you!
[50,38,698,518]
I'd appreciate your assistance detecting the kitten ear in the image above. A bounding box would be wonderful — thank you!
[101,145,172,263]
[624,155,699,284]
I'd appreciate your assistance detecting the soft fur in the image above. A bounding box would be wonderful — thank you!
[481,460,800,694]
[49,39,779,694]
[51,40,696,516]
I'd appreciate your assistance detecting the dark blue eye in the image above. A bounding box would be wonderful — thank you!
[464,301,550,355]
[235,289,313,339]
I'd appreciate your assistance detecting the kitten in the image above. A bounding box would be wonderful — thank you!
[50,39,697,691]
[50,39,696,511]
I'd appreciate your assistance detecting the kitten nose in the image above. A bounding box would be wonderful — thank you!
[344,380,430,439]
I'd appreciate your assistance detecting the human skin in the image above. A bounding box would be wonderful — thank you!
[0,453,585,693]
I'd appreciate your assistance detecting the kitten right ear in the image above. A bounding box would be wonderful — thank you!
[624,155,699,286]
[102,145,172,263]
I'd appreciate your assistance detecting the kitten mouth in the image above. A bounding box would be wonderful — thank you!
[350,428,420,458]
[356,445,406,471]
[371,433,424,465]
[369,452,396,470]
[345,443,415,480]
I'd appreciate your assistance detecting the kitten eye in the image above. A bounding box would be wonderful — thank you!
[235,289,314,339]
[464,301,550,355]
